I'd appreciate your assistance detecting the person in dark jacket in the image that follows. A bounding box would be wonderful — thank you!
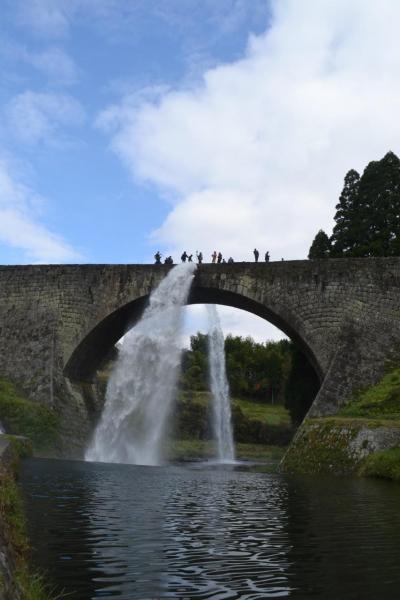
[181,251,188,262]
[253,248,259,262]
[154,251,162,264]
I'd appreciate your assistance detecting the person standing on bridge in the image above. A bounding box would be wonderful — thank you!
[253,248,259,262]
[265,251,270,262]
[154,251,162,264]
[217,252,222,264]
[212,251,217,263]
[181,251,188,262]
[196,251,203,264]
[188,254,193,262]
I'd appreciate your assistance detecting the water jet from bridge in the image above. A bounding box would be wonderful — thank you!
[207,304,235,463]
[85,262,196,465]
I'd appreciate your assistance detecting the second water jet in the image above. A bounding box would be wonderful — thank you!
[207,304,235,463]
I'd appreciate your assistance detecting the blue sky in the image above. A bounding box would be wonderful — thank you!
[0,0,269,264]
[2,0,400,342]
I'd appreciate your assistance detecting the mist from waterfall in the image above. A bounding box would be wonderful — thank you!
[86,263,196,466]
[207,304,235,463]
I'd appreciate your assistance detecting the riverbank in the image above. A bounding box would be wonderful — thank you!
[167,439,286,464]
[0,434,54,600]
[281,366,400,480]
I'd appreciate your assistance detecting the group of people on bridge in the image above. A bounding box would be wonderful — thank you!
[154,249,271,265]
[253,249,270,262]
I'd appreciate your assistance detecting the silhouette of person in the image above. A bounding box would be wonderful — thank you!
[154,251,162,264]
[265,251,270,262]
[188,254,193,262]
[253,248,259,262]
[181,251,188,262]
[217,252,222,263]
[196,251,203,264]
[228,257,234,263]
[212,251,217,263]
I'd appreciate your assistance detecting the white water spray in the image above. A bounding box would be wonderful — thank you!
[207,305,235,463]
[86,263,196,465]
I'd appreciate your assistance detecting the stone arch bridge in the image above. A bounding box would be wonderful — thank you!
[1,258,400,456]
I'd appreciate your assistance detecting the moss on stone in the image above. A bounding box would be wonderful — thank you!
[281,418,361,475]
[0,378,59,452]
[360,447,400,482]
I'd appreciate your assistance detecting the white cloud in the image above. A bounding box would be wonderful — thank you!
[6,91,84,145]
[13,0,267,40]
[29,47,78,85]
[0,40,79,85]
[0,158,81,263]
[97,0,400,261]
[15,0,74,37]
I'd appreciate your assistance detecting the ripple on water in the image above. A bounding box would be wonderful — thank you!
[20,458,400,599]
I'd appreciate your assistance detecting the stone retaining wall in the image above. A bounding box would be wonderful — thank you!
[281,418,400,475]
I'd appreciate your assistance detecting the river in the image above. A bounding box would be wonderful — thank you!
[20,458,400,599]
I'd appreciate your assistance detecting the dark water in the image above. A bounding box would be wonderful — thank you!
[20,458,400,600]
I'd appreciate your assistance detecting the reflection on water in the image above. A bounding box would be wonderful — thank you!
[20,458,400,599]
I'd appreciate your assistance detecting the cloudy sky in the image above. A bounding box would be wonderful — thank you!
[1,0,400,342]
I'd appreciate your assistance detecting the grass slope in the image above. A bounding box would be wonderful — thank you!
[340,368,400,420]
[0,378,58,452]
[180,390,290,424]
[0,438,57,599]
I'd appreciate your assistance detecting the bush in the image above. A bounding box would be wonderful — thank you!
[0,378,58,451]
[361,447,400,482]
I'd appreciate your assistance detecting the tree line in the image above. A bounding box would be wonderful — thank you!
[180,332,319,425]
[309,151,400,259]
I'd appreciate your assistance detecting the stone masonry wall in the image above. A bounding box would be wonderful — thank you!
[0,258,400,456]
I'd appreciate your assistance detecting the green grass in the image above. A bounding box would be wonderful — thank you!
[234,398,290,425]
[0,378,59,452]
[0,441,58,599]
[360,447,400,482]
[180,390,290,424]
[167,438,285,462]
[340,368,400,420]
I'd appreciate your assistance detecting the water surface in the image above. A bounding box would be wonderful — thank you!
[20,458,400,599]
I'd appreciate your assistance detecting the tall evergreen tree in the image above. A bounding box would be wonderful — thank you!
[355,151,400,256]
[330,169,360,256]
[308,230,331,259]
[330,152,400,257]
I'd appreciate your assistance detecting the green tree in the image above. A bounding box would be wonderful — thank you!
[308,230,331,259]
[327,152,400,258]
[330,169,360,256]
[354,151,400,256]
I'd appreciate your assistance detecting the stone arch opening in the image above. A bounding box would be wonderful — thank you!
[64,286,323,386]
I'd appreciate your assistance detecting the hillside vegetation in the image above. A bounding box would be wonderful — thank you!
[174,390,292,447]
[0,378,58,453]
[339,368,400,421]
